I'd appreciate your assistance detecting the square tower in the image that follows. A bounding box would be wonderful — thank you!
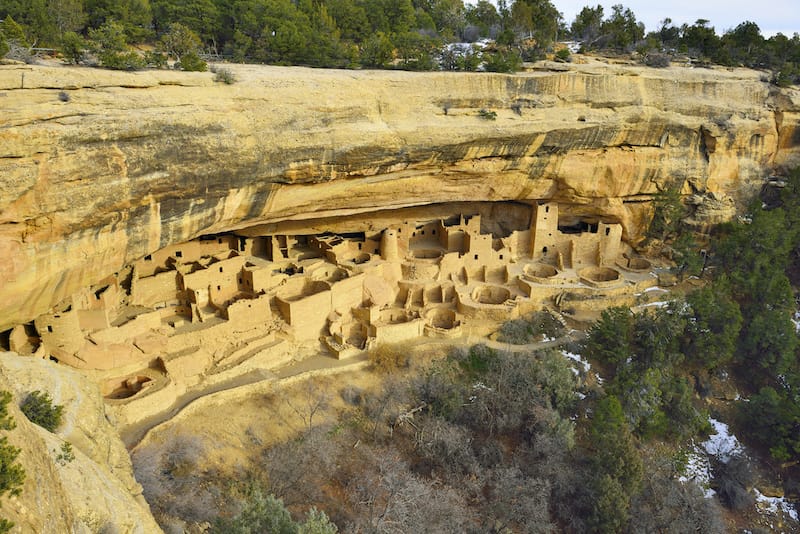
[530,202,559,261]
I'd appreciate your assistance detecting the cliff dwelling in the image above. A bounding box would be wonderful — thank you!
[0,200,660,422]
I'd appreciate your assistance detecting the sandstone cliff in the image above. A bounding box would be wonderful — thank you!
[0,352,162,533]
[1,62,799,330]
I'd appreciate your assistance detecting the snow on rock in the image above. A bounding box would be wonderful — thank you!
[561,350,591,374]
[679,446,716,498]
[755,489,798,521]
[702,418,745,463]
[640,300,671,308]
[644,286,668,293]
[680,418,743,499]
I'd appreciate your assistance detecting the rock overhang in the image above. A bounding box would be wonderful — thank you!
[1,61,799,330]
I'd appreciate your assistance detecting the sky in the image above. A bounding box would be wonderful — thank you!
[469,1,799,38]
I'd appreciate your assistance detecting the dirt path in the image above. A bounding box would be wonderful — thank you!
[122,331,583,449]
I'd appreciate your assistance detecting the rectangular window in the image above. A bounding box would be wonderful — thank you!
[175,251,183,258]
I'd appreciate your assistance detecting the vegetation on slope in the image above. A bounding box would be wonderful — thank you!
[0,391,24,533]
[132,167,800,532]
[1,1,798,81]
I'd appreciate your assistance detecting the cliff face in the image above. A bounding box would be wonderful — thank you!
[1,62,799,330]
[0,353,162,533]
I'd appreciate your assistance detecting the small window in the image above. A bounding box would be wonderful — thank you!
[605,227,610,236]
[545,206,550,213]
[144,254,152,261]
[398,228,402,233]
[218,238,222,244]
[421,230,425,235]
[474,254,479,260]
[358,243,362,250]
[47,325,53,333]
[499,254,503,260]
[217,285,221,291]
[432,229,436,235]
[543,247,548,254]
[238,277,242,284]
[219,267,223,273]
[412,232,416,237]
[175,251,183,258]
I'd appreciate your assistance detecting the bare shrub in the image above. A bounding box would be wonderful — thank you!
[414,418,479,479]
[482,467,553,533]
[714,454,756,511]
[644,52,671,68]
[281,379,332,431]
[630,450,726,533]
[162,434,204,477]
[343,450,475,533]
[339,385,363,406]
[132,434,219,525]
[211,66,236,84]
[262,425,339,506]
[368,343,411,373]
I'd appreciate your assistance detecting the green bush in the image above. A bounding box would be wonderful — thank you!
[498,311,565,344]
[483,50,522,73]
[0,390,24,532]
[177,51,207,72]
[89,20,146,71]
[144,50,167,68]
[555,48,571,62]
[213,488,337,534]
[56,442,75,465]
[20,391,63,432]
[60,32,86,64]
[478,108,497,120]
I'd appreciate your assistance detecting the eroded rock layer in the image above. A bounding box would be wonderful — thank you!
[1,62,799,330]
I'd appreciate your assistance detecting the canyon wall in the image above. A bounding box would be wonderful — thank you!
[0,352,162,532]
[1,62,799,330]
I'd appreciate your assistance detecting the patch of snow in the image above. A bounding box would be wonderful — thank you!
[755,489,798,521]
[702,418,744,463]
[679,444,716,498]
[562,350,591,373]
[792,310,800,333]
[640,300,670,308]
[644,286,668,293]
